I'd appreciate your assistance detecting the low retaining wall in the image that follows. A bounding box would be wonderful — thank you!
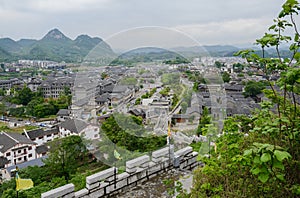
[41,146,201,198]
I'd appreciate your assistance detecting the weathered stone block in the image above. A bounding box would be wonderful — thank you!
[180,160,189,169]
[88,188,105,198]
[136,169,147,180]
[63,192,75,198]
[135,167,145,173]
[74,189,88,198]
[187,156,197,165]
[140,161,149,168]
[106,183,118,194]
[41,184,75,198]
[126,167,137,174]
[86,182,99,190]
[86,181,109,190]
[117,172,130,180]
[151,157,162,163]
[106,175,118,182]
[86,167,117,184]
[152,145,174,159]
[147,162,161,175]
[127,174,138,184]
[116,178,127,190]
[126,155,150,169]
[175,146,193,158]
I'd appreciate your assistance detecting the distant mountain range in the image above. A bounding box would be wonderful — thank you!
[0,29,294,63]
[0,28,112,63]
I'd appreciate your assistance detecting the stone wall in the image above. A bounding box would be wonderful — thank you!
[41,146,201,198]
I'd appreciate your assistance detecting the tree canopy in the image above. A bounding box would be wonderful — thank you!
[185,1,300,197]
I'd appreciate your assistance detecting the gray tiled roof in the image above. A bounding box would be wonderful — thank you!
[59,119,88,134]
[0,132,36,153]
[57,109,70,116]
[36,145,49,154]
[24,128,43,139]
[7,132,36,145]
[25,127,58,140]
[0,133,16,153]
[95,93,110,102]
[113,85,129,93]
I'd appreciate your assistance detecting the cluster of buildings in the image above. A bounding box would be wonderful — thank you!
[0,116,100,181]
[0,58,270,182]
[18,60,66,69]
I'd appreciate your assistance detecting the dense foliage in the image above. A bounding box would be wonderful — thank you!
[187,1,300,197]
[243,80,267,98]
[161,73,181,85]
[5,85,71,118]
[163,57,190,65]
[221,72,231,83]
[101,113,166,152]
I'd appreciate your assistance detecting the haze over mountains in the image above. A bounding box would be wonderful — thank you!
[0,28,293,63]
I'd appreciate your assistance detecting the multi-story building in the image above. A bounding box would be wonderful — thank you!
[27,78,42,92]
[23,128,60,146]
[0,132,36,167]
[0,78,23,90]
[59,119,100,140]
[40,76,74,98]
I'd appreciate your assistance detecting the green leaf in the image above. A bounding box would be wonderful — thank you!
[253,156,262,164]
[243,149,252,156]
[251,167,261,175]
[276,174,285,181]
[294,52,300,61]
[273,159,285,170]
[274,150,291,162]
[258,172,269,183]
[269,24,276,30]
[261,153,271,162]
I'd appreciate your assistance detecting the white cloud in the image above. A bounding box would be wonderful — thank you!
[33,0,111,12]
[175,18,273,45]
[0,0,111,13]
[0,0,290,44]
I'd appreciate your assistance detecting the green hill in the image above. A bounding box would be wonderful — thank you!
[0,28,113,63]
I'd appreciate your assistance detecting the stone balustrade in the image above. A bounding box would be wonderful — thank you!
[41,146,201,198]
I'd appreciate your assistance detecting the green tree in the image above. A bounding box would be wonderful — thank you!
[214,61,223,68]
[13,85,33,105]
[181,101,188,114]
[187,1,300,197]
[197,107,211,135]
[0,102,6,115]
[9,107,25,117]
[0,88,5,96]
[233,62,244,72]
[120,77,137,85]
[159,86,170,97]
[44,136,88,181]
[161,73,180,85]
[33,103,56,118]
[221,72,231,83]
[26,97,44,116]
[101,114,166,152]
[101,72,108,79]
[171,94,179,109]
[135,98,141,105]
[243,80,266,98]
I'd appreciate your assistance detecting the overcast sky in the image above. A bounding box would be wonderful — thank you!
[0,0,287,46]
